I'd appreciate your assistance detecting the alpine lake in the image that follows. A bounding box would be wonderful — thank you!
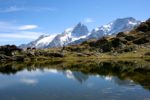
[0,59,150,100]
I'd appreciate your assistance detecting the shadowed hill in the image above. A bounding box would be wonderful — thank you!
[65,18,150,54]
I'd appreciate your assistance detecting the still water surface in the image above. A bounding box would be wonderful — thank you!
[0,60,150,100]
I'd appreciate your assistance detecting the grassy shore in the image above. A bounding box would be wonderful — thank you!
[35,47,150,60]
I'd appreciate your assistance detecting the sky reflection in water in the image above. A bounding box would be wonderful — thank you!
[0,61,150,100]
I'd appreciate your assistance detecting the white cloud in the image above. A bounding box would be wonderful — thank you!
[32,7,57,12]
[0,21,44,45]
[0,21,39,31]
[0,6,24,13]
[21,78,38,85]
[84,18,95,23]
[0,6,57,13]
[0,31,43,39]
[65,70,76,80]
[104,76,112,81]
[44,69,59,74]
[0,21,42,39]
[18,25,38,30]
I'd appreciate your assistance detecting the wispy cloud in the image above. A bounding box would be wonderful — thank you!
[0,31,43,39]
[0,6,24,13]
[84,18,95,23]
[21,78,38,85]
[0,21,38,31]
[32,7,57,12]
[18,25,38,30]
[0,6,57,13]
[0,21,44,45]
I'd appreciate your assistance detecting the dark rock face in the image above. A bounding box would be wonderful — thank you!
[111,38,124,48]
[0,45,23,61]
[27,18,148,54]
[137,23,150,32]
[0,45,22,56]
[80,18,150,53]
[87,37,126,52]
[133,19,150,45]
[71,23,89,37]
[136,19,150,32]
[116,32,127,37]
[88,37,109,48]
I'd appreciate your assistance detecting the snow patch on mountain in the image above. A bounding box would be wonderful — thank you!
[36,35,56,47]
[88,17,141,39]
[20,17,141,49]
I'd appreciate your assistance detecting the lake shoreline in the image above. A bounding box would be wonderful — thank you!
[1,52,150,62]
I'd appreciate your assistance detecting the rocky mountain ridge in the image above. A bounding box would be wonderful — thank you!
[20,17,141,48]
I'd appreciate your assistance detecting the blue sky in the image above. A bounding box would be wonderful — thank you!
[0,0,149,45]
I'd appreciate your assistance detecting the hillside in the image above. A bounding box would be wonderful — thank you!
[0,18,150,61]
[20,17,140,49]
[64,18,150,57]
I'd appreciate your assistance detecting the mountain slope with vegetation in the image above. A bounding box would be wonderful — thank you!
[0,18,150,61]
[64,18,150,58]
[20,17,140,49]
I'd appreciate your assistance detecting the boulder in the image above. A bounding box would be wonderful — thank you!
[116,32,126,37]
[0,45,22,56]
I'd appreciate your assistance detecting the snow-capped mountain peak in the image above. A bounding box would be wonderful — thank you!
[64,27,73,34]
[36,34,56,47]
[19,34,57,48]
[94,22,113,33]
[43,23,89,48]
[71,22,89,37]
[20,17,141,49]
[88,17,141,39]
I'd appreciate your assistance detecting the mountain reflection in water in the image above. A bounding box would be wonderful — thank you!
[0,60,150,100]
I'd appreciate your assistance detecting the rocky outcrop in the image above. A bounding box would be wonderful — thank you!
[0,45,24,61]
[0,45,22,56]
[65,18,150,53]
